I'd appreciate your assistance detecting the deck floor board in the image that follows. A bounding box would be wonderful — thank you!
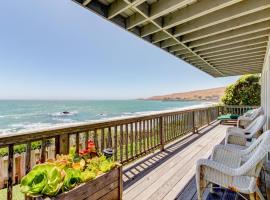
[123,123,227,200]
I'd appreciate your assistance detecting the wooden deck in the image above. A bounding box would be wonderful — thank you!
[122,122,227,200]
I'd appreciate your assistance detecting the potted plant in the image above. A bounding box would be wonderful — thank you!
[20,140,122,200]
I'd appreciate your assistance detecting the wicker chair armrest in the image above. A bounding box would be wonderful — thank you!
[238,116,252,121]
[212,144,242,155]
[225,132,249,146]
[226,127,245,134]
[197,159,236,176]
[211,145,242,167]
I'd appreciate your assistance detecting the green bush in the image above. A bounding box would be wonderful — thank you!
[0,140,53,157]
[222,74,261,106]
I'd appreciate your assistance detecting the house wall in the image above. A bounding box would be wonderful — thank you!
[262,37,270,130]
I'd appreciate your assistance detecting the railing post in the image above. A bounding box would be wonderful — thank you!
[59,133,69,155]
[192,111,196,134]
[7,144,13,200]
[206,108,210,126]
[159,116,164,151]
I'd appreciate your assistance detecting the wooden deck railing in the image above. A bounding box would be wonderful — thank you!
[221,105,258,115]
[0,105,255,199]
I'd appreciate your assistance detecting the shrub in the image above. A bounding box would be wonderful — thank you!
[221,74,261,106]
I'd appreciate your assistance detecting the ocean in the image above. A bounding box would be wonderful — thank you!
[0,100,211,134]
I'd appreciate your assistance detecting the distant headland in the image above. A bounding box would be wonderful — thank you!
[145,87,226,102]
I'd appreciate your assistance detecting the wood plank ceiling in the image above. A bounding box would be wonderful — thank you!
[72,0,270,77]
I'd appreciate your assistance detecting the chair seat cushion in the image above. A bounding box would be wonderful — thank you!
[218,114,239,120]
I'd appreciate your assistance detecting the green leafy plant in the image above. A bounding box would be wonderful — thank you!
[20,163,63,197]
[221,74,261,106]
[62,168,82,192]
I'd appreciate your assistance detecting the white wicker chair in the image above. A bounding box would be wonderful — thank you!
[196,130,270,200]
[225,115,266,149]
[237,107,263,128]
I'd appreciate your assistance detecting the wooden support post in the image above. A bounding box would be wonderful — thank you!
[207,108,210,125]
[59,134,69,155]
[7,144,13,200]
[118,165,123,200]
[159,116,164,151]
[76,133,80,154]
[55,135,60,156]
[192,111,196,134]
[40,138,46,163]
[25,142,32,200]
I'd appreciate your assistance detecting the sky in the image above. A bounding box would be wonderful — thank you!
[0,0,239,100]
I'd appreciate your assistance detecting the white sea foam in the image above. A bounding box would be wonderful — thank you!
[0,122,55,135]
[0,112,45,119]
[52,118,76,123]
[9,122,52,129]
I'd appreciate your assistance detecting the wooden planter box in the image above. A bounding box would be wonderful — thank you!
[36,165,122,200]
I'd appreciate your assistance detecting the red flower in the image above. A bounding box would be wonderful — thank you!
[87,140,96,152]
[79,149,90,156]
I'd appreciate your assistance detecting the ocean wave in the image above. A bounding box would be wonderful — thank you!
[52,118,76,123]
[0,122,55,135]
[9,122,53,129]
[0,112,44,119]
[122,112,133,115]
[0,128,18,134]
[51,111,78,117]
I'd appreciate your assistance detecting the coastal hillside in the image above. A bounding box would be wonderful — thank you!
[147,87,226,101]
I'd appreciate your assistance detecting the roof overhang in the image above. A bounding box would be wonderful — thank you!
[72,0,270,77]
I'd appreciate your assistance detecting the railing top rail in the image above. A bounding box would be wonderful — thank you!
[223,105,258,108]
[0,104,219,147]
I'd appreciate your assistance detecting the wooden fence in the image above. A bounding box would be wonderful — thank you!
[0,105,255,199]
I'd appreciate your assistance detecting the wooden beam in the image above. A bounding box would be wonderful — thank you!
[191,29,270,51]
[141,23,159,37]
[199,44,267,58]
[108,0,146,19]
[188,21,270,47]
[152,31,171,43]
[127,0,195,30]
[108,0,129,19]
[174,0,270,36]
[219,68,261,76]
[161,38,178,48]
[141,0,241,37]
[150,0,194,18]
[163,0,241,29]
[83,0,92,6]
[197,38,268,55]
[216,65,263,70]
[168,45,186,52]
[203,48,266,61]
[215,61,264,68]
[178,8,270,41]
[174,49,192,56]
[178,52,194,58]
[127,12,146,29]
[182,56,203,62]
[212,57,265,66]
[130,0,196,30]
[209,54,266,64]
